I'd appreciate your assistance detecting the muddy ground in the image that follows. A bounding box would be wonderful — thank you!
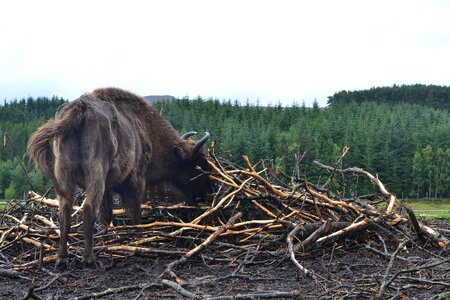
[2,220,449,300]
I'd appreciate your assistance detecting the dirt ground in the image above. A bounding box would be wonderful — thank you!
[2,220,449,300]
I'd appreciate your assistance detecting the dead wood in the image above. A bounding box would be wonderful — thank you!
[404,205,427,242]
[419,223,450,249]
[286,223,312,277]
[1,150,449,299]
[315,218,374,248]
[299,220,333,251]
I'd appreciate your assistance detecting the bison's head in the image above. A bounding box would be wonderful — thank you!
[172,132,213,204]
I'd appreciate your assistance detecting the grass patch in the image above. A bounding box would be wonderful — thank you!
[402,199,450,220]
[0,200,7,210]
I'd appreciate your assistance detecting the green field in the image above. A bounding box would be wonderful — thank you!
[403,199,450,219]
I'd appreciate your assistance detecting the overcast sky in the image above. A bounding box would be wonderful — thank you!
[1,1,449,106]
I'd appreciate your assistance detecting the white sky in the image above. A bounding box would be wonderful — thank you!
[1,0,449,106]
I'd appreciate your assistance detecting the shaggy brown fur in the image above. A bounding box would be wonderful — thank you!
[27,88,212,269]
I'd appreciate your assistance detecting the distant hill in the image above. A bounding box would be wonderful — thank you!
[328,84,450,111]
[144,95,175,106]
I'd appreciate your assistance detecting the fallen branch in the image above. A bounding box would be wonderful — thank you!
[315,218,374,248]
[286,223,312,277]
[299,220,333,251]
[404,206,427,243]
[161,279,197,298]
[419,223,450,249]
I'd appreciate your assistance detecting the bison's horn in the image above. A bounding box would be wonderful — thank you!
[180,131,197,139]
[193,132,210,152]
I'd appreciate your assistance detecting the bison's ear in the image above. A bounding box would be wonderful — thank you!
[173,145,192,161]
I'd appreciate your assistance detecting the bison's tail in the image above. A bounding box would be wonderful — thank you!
[27,100,85,178]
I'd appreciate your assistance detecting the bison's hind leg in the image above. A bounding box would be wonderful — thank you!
[53,170,76,271]
[55,190,74,271]
[82,166,106,268]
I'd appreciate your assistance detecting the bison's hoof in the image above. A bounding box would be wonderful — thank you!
[55,258,68,272]
[83,256,97,269]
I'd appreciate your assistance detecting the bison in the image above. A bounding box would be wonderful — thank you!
[27,88,212,269]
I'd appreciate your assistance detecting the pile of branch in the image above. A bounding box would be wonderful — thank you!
[0,150,449,299]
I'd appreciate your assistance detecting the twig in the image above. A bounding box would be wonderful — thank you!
[322,146,350,189]
[305,183,359,213]
[161,279,198,298]
[35,274,65,292]
[190,180,250,225]
[74,282,159,300]
[205,290,305,300]
[313,161,398,214]
[398,276,450,287]
[363,244,408,261]
[377,240,408,299]
[99,245,186,256]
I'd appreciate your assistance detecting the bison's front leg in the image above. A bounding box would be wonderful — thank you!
[119,175,145,225]
[99,191,114,227]
[55,196,72,271]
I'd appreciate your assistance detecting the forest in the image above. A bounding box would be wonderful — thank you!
[0,84,449,200]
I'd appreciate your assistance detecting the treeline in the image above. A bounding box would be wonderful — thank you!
[329,84,450,111]
[0,85,449,200]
